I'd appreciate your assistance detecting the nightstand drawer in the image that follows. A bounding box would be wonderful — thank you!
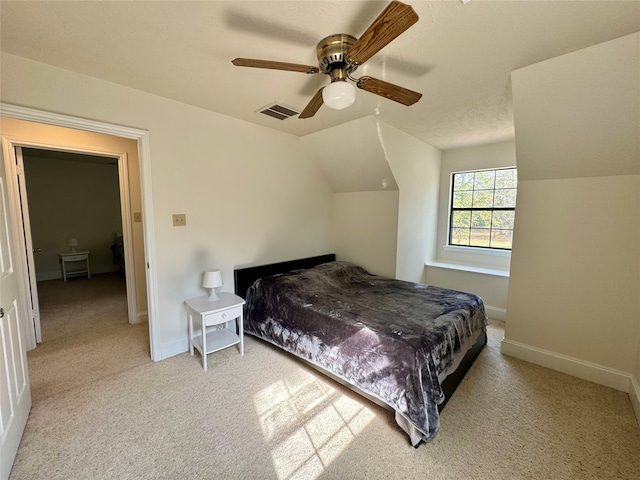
[204,305,243,325]
[63,254,88,262]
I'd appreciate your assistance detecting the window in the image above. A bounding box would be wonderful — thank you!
[449,167,517,250]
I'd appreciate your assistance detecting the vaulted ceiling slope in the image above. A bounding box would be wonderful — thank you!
[302,117,398,193]
[1,1,638,150]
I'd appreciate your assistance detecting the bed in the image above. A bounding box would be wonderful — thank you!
[234,254,488,446]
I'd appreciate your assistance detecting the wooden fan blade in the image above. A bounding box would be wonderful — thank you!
[299,88,324,119]
[347,1,418,66]
[356,76,422,106]
[232,58,319,74]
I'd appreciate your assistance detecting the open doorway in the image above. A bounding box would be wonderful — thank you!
[1,116,150,356]
[19,147,138,344]
[1,108,159,362]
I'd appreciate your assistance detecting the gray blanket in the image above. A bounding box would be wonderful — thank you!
[243,261,487,443]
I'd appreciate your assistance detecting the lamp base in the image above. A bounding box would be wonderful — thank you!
[207,289,220,302]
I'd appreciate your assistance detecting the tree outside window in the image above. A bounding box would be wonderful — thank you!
[449,168,517,250]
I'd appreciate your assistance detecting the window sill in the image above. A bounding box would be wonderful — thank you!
[425,261,510,278]
[442,245,511,258]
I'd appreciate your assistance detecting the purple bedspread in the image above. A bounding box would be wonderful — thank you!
[243,261,488,443]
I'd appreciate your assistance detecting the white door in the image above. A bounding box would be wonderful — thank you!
[14,147,41,343]
[0,146,31,480]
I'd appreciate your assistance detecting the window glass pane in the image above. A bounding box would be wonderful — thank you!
[471,210,491,228]
[474,170,495,190]
[494,189,516,208]
[495,169,517,189]
[469,229,490,247]
[449,167,517,251]
[451,228,470,245]
[454,173,474,191]
[453,191,473,208]
[492,210,515,229]
[472,190,493,208]
[490,229,513,249]
[452,211,471,228]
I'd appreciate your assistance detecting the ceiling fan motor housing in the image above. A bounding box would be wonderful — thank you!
[316,34,358,77]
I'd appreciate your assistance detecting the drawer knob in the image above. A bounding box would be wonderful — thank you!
[222,313,227,319]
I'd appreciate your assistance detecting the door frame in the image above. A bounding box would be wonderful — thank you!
[0,103,160,361]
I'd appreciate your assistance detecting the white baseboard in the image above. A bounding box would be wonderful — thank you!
[631,374,640,428]
[132,310,148,324]
[484,305,506,322]
[501,338,631,393]
[36,270,64,281]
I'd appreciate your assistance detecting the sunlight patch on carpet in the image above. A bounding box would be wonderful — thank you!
[254,369,375,479]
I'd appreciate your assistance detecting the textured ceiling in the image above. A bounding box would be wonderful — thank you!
[1,1,638,150]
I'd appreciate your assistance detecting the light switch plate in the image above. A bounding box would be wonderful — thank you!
[172,214,187,226]
[133,212,142,222]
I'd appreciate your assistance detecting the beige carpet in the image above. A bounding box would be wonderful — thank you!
[26,273,150,402]
[10,274,640,479]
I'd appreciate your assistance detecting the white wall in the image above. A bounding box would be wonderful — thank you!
[506,175,639,372]
[377,122,441,283]
[303,117,441,284]
[425,267,509,322]
[1,53,333,360]
[503,33,640,395]
[332,191,398,278]
[301,117,399,278]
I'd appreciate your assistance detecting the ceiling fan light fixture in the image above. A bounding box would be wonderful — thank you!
[322,80,356,110]
[232,2,422,119]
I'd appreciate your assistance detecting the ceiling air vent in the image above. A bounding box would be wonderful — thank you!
[257,103,300,120]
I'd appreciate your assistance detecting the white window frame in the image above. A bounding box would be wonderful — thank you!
[447,167,517,251]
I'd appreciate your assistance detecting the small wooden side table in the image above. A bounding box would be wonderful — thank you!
[58,251,91,281]
[185,292,245,371]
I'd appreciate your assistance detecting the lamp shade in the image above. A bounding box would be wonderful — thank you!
[67,237,79,252]
[322,81,356,110]
[202,270,223,289]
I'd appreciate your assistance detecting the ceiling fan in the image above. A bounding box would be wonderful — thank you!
[231,1,422,119]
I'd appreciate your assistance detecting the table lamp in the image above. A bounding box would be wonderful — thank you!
[67,237,79,252]
[203,270,223,301]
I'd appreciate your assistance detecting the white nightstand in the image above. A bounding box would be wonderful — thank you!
[58,251,91,282]
[185,292,245,371]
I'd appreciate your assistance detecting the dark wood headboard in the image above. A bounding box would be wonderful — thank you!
[233,253,336,299]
